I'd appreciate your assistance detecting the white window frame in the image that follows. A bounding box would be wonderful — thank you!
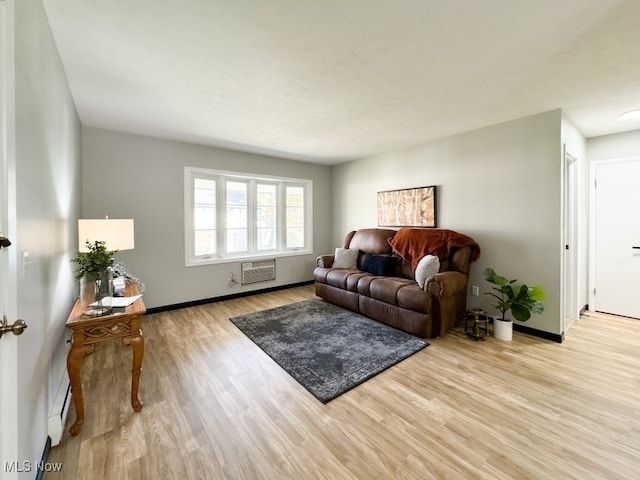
[184,167,313,266]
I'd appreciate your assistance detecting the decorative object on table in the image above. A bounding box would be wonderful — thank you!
[230,299,428,403]
[72,217,135,316]
[483,268,546,341]
[113,276,126,297]
[465,308,489,341]
[112,261,143,291]
[377,185,437,227]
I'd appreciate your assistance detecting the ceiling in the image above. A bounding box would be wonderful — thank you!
[41,0,640,165]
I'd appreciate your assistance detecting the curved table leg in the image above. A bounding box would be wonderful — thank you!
[123,331,144,411]
[66,343,95,435]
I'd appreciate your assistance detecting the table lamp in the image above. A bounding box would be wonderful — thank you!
[78,216,135,252]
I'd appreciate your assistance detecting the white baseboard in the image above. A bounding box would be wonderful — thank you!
[48,379,70,447]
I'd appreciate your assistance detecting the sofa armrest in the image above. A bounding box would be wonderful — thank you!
[426,271,467,297]
[316,254,335,268]
[427,271,469,337]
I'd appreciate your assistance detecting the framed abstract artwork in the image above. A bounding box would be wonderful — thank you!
[377,185,437,228]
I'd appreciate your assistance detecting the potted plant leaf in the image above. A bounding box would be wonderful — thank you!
[483,267,546,341]
[71,240,117,316]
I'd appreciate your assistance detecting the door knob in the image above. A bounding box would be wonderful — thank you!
[0,316,28,339]
[0,236,11,248]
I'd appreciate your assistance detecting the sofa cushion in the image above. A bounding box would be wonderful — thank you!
[333,248,358,268]
[369,278,403,306]
[361,254,397,276]
[326,269,358,289]
[348,229,395,254]
[356,275,376,296]
[368,277,416,306]
[345,271,372,292]
[415,254,440,288]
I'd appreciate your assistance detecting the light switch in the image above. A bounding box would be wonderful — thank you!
[22,251,30,280]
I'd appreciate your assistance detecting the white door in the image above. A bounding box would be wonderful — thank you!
[593,159,640,318]
[1,1,21,478]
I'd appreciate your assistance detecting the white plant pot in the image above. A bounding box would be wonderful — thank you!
[493,318,513,341]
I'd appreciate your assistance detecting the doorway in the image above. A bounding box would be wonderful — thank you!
[563,148,580,331]
[590,158,640,319]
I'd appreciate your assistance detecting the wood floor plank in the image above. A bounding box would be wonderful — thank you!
[45,286,640,479]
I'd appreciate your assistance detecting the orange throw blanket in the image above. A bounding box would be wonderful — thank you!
[388,228,481,271]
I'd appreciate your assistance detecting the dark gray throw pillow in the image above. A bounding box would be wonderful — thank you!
[361,254,397,276]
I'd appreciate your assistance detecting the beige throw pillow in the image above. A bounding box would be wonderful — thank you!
[415,254,440,289]
[333,248,359,268]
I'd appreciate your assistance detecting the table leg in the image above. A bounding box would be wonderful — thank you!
[66,343,95,435]
[123,331,144,411]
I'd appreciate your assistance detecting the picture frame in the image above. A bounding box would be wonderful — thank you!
[377,185,437,228]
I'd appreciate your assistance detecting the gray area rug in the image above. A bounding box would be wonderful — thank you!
[230,299,428,403]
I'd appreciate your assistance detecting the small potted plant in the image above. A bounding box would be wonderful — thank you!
[71,240,117,316]
[483,267,546,341]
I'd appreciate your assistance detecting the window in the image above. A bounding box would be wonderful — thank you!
[185,167,312,265]
[193,177,216,256]
[286,186,305,248]
[257,183,277,250]
[226,181,248,253]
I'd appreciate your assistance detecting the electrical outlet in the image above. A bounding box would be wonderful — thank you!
[471,285,480,296]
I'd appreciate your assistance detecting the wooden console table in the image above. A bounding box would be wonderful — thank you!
[65,283,146,435]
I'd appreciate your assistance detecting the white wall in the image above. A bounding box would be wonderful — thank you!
[15,0,82,466]
[81,127,333,309]
[587,129,640,161]
[332,110,564,335]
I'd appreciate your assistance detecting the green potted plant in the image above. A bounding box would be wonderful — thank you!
[483,267,546,341]
[71,240,118,316]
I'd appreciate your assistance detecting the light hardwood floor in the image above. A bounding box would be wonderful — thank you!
[45,285,640,479]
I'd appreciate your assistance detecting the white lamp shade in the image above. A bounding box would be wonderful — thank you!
[78,219,135,252]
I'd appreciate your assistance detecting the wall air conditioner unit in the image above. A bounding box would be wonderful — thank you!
[241,259,276,285]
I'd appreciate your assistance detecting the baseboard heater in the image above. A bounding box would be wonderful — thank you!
[48,379,71,447]
[241,259,276,285]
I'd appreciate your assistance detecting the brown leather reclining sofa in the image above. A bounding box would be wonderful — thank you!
[314,228,480,338]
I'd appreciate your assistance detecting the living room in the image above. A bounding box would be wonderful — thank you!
[3,1,640,478]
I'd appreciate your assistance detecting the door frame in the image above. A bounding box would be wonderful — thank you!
[589,156,640,313]
[562,147,580,332]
